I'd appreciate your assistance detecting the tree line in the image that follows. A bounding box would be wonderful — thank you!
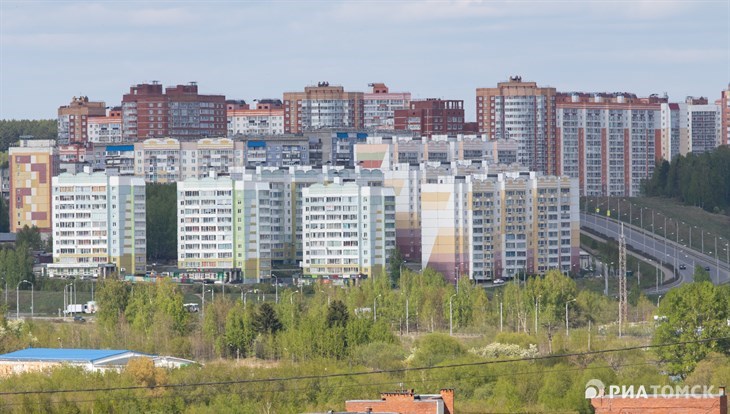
[0,267,728,412]
[0,120,57,151]
[643,146,730,214]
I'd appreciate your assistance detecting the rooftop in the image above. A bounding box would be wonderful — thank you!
[0,348,136,363]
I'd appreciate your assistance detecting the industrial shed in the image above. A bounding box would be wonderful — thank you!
[0,348,196,377]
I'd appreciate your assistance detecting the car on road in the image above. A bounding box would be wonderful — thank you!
[705,266,711,271]
[73,316,86,323]
[679,264,686,270]
[493,279,505,285]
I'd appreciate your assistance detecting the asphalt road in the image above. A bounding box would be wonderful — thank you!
[581,213,730,290]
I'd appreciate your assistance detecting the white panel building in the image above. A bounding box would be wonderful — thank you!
[302,180,396,280]
[50,171,146,278]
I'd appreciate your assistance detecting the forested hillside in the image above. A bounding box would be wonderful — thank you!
[643,146,730,214]
[0,120,57,151]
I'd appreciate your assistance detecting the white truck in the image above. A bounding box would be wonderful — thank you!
[64,301,97,315]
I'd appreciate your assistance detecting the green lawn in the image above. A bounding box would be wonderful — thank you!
[583,196,730,264]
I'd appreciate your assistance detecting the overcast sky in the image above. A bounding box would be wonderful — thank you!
[1,0,728,121]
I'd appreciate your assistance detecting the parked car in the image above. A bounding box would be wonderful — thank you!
[705,266,711,271]
[679,264,687,270]
[73,316,86,323]
[493,279,505,285]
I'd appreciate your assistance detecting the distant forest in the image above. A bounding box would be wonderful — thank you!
[0,119,57,151]
[643,146,730,214]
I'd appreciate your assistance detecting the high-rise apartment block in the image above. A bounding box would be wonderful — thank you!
[176,167,388,281]
[476,76,558,174]
[684,97,721,154]
[9,140,59,233]
[364,83,411,130]
[421,171,579,282]
[227,99,284,136]
[302,181,395,279]
[122,82,226,140]
[721,85,730,146]
[133,138,245,183]
[394,99,465,137]
[87,108,122,144]
[354,135,518,169]
[283,82,364,133]
[556,92,664,196]
[173,162,578,283]
[49,171,146,278]
[57,96,107,145]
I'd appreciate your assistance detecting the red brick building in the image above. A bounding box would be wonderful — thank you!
[592,393,727,414]
[283,82,364,134]
[121,82,226,140]
[345,389,454,414]
[721,84,730,146]
[57,96,107,145]
[394,99,464,137]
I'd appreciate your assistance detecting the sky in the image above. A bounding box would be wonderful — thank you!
[0,0,728,121]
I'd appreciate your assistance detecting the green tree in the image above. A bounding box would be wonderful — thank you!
[387,247,404,287]
[653,281,730,377]
[0,198,9,233]
[224,302,256,358]
[0,119,57,151]
[253,303,283,335]
[146,183,177,262]
[409,333,465,367]
[326,300,349,328]
[96,279,130,331]
[694,265,712,283]
[15,225,44,251]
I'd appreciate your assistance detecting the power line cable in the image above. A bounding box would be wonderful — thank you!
[0,335,725,397]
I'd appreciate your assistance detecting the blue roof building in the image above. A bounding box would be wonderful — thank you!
[0,348,196,376]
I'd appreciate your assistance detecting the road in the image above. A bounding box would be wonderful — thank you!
[581,213,730,291]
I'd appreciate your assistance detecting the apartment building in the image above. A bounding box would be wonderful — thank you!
[227,99,285,136]
[394,99,465,137]
[302,180,395,280]
[476,76,558,174]
[283,82,364,133]
[556,92,664,196]
[177,176,243,281]
[122,82,226,140]
[421,171,579,283]
[722,84,730,146]
[49,171,146,278]
[660,102,683,160]
[133,138,181,183]
[685,97,721,154]
[354,135,518,169]
[87,108,122,144]
[57,96,107,145]
[364,83,411,130]
[9,140,59,233]
[180,138,245,180]
[176,167,386,281]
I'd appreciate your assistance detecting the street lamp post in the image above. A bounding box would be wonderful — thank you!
[16,280,33,319]
[272,274,279,304]
[715,236,720,283]
[374,294,381,322]
[534,295,541,335]
[565,298,576,336]
[449,294,457,336]
[406,295,410,335]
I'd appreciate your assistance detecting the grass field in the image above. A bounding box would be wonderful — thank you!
[583,196,730,265]
[579,233,663,295]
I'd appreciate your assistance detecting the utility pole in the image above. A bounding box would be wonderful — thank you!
[618,224,628,337]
